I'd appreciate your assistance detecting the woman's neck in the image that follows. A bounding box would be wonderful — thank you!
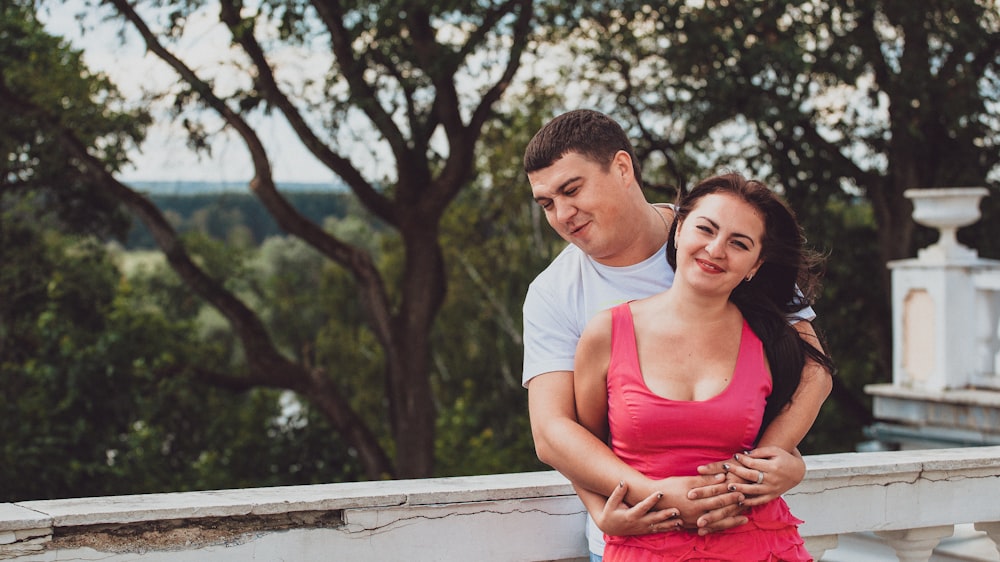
[661,279,735,323]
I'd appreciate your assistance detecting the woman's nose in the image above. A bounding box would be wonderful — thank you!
[705,238,725,258]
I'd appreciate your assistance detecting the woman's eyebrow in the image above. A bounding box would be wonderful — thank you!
[695,216,757,247]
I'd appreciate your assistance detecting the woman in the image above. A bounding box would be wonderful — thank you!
[573,172,835,561]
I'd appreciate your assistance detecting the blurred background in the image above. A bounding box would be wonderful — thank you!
[2,0,999,501]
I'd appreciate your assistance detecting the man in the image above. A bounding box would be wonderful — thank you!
[521,109,832,560]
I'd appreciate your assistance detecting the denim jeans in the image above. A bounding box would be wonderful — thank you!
[589,552,602,562]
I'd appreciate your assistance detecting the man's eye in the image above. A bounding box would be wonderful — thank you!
[565,187,578,196]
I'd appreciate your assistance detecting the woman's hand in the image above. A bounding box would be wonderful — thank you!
[696,446,806,506]
[591,481,684,536]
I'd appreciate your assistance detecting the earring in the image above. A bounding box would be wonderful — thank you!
[744,273,754,282]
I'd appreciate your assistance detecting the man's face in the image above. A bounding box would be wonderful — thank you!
[528,151,634,265]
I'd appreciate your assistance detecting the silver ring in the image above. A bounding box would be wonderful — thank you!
[756,470,765,484]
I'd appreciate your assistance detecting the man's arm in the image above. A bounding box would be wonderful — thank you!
[529,370,651,500]
[530,371,740,524]
[573,481,682,536]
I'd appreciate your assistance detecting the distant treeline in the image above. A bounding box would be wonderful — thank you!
[125,191,357,249]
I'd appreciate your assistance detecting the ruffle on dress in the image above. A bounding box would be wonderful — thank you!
[603,498,812,562]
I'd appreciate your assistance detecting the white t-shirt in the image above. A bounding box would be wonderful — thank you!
[521,239,815,555]
[522,242,675,387]
[522,242,677,556]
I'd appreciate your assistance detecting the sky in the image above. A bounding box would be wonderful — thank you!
[39,4,340,186]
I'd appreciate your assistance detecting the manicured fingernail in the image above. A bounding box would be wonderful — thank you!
[619,480,624,488]
[733,454,740,461]
[738,501,744,507]
[728,484,736,492]
[657,492,663,499]
[722,463,730,471]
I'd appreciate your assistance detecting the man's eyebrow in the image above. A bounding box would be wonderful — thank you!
[533,176,583,202]
[696,216,757,246]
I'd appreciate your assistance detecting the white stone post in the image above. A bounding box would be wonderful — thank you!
[889,188,993,392]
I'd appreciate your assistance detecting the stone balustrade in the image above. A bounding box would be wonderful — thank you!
[2,446,999,561]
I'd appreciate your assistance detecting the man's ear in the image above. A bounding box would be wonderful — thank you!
[612,150,634,185]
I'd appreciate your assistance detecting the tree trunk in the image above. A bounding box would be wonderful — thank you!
[386,225,447,478]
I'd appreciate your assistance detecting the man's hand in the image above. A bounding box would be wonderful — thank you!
[590,481,683,536]
[649,475,746,534]
[694,446,806,507]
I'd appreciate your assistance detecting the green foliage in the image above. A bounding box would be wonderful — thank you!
[0,1,149,240]
[0,194,367,500]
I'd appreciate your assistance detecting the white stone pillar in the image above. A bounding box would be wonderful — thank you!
[889,188,995,392]
[890,259,984,391]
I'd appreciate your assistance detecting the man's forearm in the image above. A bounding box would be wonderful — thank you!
[535,413,657,505]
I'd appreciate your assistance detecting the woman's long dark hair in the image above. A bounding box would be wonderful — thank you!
[666,173,835,442]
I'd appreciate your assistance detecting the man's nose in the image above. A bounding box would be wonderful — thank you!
[554,200,577,222]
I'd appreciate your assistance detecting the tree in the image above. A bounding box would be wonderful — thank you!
[9,0,539,479]
[560,0,1000,450]
[0,209,368,500]
[0,0,147,238]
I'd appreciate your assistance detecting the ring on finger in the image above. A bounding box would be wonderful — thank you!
[756,470,765,484]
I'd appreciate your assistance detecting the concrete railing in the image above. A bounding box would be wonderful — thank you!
[2,447,1000,561]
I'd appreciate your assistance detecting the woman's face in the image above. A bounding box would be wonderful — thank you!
[675,192,765,294]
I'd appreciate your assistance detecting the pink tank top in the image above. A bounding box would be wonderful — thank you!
[607,303,772,480]
[603,304,811,561]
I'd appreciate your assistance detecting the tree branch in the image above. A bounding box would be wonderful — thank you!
[217,0,396,225]
[108,0,396,353]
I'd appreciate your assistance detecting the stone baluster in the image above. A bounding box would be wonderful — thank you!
[975,286,1000,374]
[974,521,1000,558]
[874,525,954,562]
[972,274,1000,387]
[803,534,838,560]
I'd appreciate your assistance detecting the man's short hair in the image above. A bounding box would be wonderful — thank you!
[523,109,643,187]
